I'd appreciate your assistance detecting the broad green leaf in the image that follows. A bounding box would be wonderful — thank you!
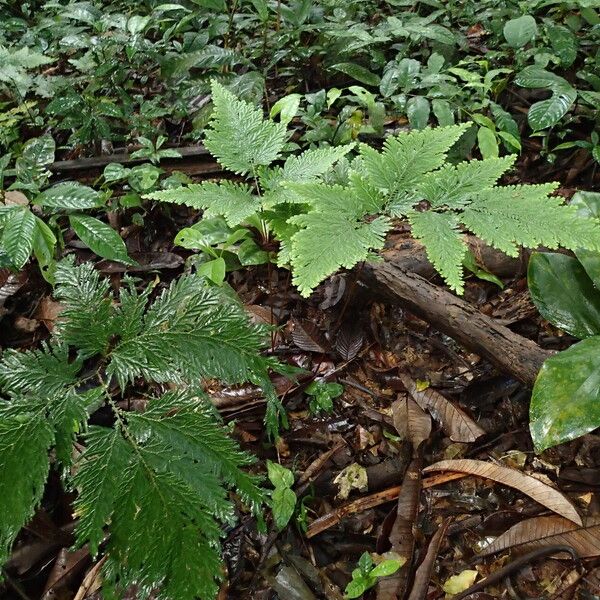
[527,86,577,130]
[266,460,294,488]
[528,252,600,339]
[175,217,232,249]
[1,206,35,268]
[196,257,226,284]
[531,336,600,451]
[503,15,537,47]
[432,99,454,126]
[270,94,301,126]
[103,163,131,182]
[237,239,269,266]
[345,577,368,599]
[271,486,296,530]
[330,62,381,86]
[477,127,499,159]
[571,191,600,287]
[370,559,404,578]
[69,215,134,265]
[32,216,57,281]
[406,96,430,130]
[35,182,103,210]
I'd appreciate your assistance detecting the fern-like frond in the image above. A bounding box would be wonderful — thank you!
[290,211,390,297]
[416,156,516,209]
[204,80,288,175]
[105,459,223,600]
[460,184,600,256]
[0,343,80,396]
[0,410,53,565]
[75,390,263,600]
[54,259,116,358]
[360,123,469,213]
[146,181,261,227]
[408,211,467,293]
[107,274,272,388]
[73,426,133,556]
[127,390,262,513]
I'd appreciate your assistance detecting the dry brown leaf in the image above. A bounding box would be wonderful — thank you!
[424,460,582,525]
[406,518,450,600]
[400,374,485,443]
[377,456,422,600]
[479,515,600,557]
[392,395,431,450]
[291,320,328,353]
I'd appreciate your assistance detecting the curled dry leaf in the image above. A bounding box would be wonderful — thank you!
[400,374,485,443]
[377,456,422,600]
[406,518,450,600]
[335,320,364,360]
[392,395,431,450]
[479,515,600,558]
[424,459,582,525]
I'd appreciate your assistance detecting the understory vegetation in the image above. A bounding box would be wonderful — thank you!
[1,0,600,599]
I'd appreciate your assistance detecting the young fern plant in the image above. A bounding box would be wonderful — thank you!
[0,259,282,600]
[148,81,600,297]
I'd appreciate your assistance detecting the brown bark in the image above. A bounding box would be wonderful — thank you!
[360,255,552,388]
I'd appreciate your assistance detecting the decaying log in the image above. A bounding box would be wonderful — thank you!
[360,251,552,388]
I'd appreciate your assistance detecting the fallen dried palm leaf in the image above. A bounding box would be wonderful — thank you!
[400,374,485,443]
[479,515,600,558]
[424,460,582,525]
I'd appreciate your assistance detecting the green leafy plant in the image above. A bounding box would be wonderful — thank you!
[130,135,183,165]
[528,191,600,452]
[0,258,285,599]
[0,137,133,279]
[266,460,297,530]
[344,552,405,599]
[149,82,600,298]
[306,380,344,414]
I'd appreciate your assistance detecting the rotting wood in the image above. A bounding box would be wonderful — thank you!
[360,254,553,387]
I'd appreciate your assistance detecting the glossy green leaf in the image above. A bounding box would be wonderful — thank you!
[271,486,297,530]
[406,96,430,130]
[503,15,537,48]
[370,559,404,578]
[477,126,499,159]
[196,257,226,284]
[527,86,577,130]
[69,215,134,265]
[35,182,103,210]
[531,336,600,451]
[1,207,35,268]
[32,216,56,281]
[330,62,381,87]
[266,460,294,488]
[528,252,600,339]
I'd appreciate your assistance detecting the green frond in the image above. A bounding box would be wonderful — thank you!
[408,211,467,293]
[104,460,223,600]
[416,155,516,208]
[146,180,261,227]
[0,411,53,565]
[107,274,272,388]
[127,390,263,512]
[290,211,390,297]
[261,145,354,207]
[460,184,600,257]
[204,80,288,175]
[360,123,470,211]
[54,259,116,358]
[73,426,133,556]
[0,343,80,396]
